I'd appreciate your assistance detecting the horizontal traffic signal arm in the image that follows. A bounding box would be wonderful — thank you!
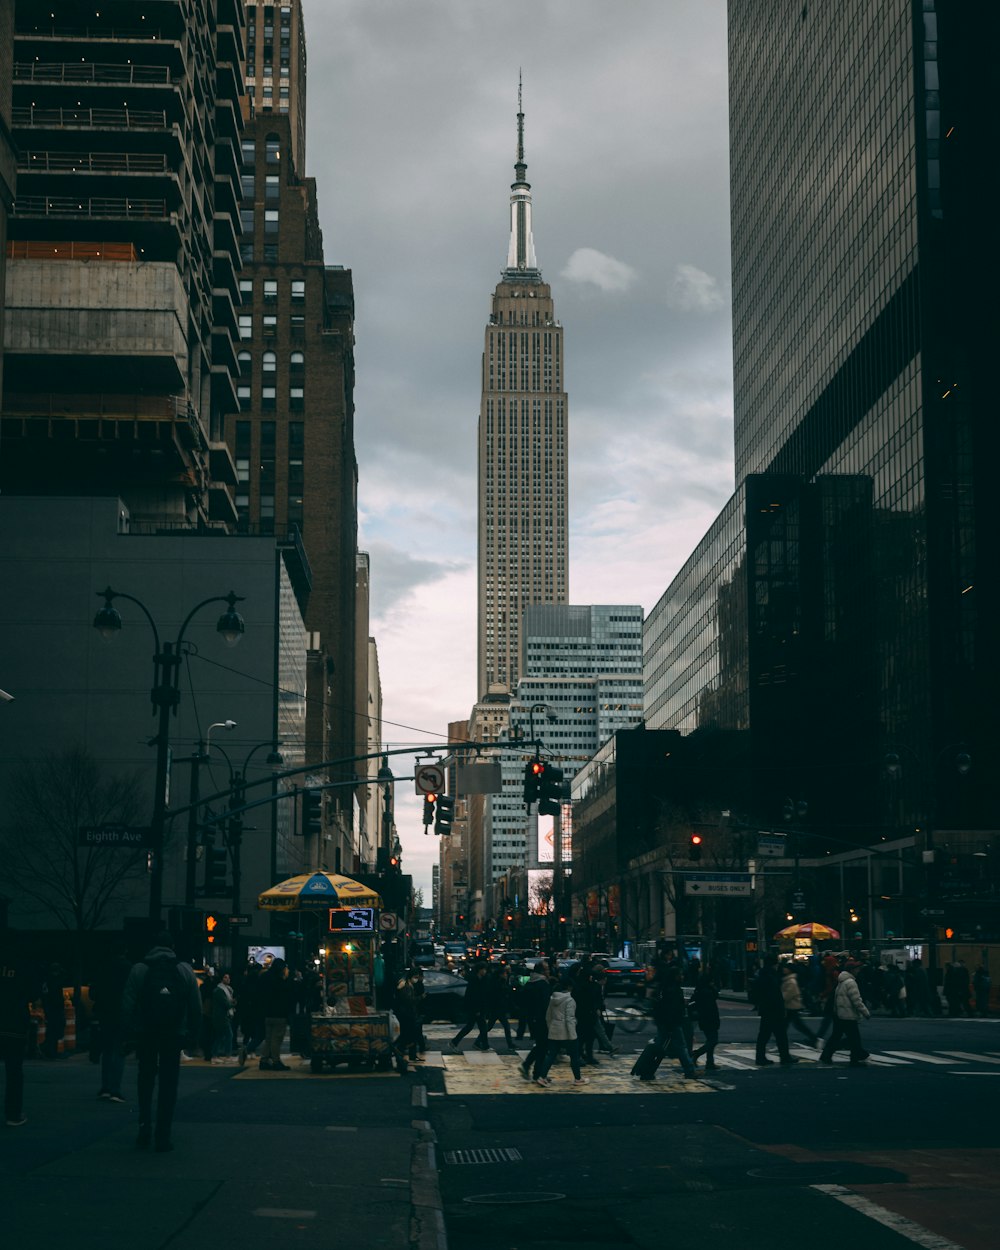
[164,742,539,827]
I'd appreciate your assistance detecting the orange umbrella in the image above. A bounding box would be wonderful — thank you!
[774,921,841,940]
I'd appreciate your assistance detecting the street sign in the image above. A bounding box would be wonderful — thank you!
[77,824,153,849]
[379,910,398,931]
[415,764,445,796]
[228,914,251,926]
[792,891,806,911]
[685,872,752,897]
[920,908,945,917]
[757,833,787,857]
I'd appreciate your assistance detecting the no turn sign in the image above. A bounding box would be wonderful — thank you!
[414,763,445,795]
[379,911,398,932]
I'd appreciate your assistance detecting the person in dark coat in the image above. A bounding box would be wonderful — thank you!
[943,961,971,1017]
[484,965,519,1054]
[633,962,696,1080]
[236,962,265,1062]
[121,933,202,1151]
[752,953,797,1065]
[0,934,34,1127]
[393,971,421,1069]
[690,965,721,1070]
[91,951,132,1101]
[518,962,553,1081]
[572,965,602,1065]
[257,958,294,1070]
[448,963,491,1053]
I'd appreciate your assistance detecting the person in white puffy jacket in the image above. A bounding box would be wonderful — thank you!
[532,980,586,1087]
[819,968,871,1066]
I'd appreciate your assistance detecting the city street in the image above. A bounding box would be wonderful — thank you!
[3,1003,999,1249]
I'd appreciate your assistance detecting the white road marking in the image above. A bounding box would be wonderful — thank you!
[881,1050,953,1065]
[812,1184,967,1250]
[935,1050,1000,1065]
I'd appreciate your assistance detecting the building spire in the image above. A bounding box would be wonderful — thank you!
[504,72,540,279]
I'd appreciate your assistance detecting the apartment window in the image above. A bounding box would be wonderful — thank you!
[241,139,255,166]
[264,209,279,235]
[262,350,277,376]
[239,208,255,235]
[260,419,276,535]
[265,133,280,164]
[235,420,251,529]
[263,279,278,304]
[289,350,305,375]
[290,279,305,304]
[240,242,254,263]
[238,279,253,305]
[237,350,252,377]
[288,420,304,528]
[265,174,280,201]
[261,385,276,411]
[290,314,305,336]
[263,314,277,337]
[289,386,304,411]
[238,314,252,340]
[237,385,251,410]
[279,86,289,104]
[280,5,291,22]
[240,173,254,200]
[264,244,278,262]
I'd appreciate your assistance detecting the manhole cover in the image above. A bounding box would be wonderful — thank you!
[747,1164,844,1183]
[463,1192,566,1205]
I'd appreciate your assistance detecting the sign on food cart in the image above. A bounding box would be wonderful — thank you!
[328,906,375,932]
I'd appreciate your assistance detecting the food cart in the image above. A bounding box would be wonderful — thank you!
[309,905,394,1072]
[257,873,395,1073]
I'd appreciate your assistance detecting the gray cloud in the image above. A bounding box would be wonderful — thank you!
[300,0,733,889]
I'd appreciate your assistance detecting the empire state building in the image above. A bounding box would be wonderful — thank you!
[477,88,568,698]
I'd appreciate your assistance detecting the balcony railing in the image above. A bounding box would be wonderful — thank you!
[14,61,171,84]
[15,25,169,42]
[7,240,138,261]
[2,393,199,423]
[20,150,169,174]
[15,195,168,220]
[12,106,168,130]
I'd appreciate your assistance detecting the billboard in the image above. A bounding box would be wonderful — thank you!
[527,869,554,916]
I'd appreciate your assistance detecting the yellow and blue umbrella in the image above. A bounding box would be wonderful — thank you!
[774,921,841,940]
[258,872,382,911]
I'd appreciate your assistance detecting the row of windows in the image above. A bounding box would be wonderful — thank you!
[238,313,306,338]
[238,278,306,304]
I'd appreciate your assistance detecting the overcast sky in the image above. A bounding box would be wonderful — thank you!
[301,0,735,895]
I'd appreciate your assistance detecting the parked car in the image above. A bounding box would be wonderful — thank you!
[419,969,468,1023]
[602,958,644,995]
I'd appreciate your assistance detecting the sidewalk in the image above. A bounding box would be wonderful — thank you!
[1,1052,444,1250]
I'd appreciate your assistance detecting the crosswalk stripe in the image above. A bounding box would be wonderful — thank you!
[934,1050,1000,1065]
[881,1050,952,1064]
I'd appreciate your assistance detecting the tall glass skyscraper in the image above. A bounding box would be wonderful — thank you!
[644,2,996,848]
[477,84,568,699]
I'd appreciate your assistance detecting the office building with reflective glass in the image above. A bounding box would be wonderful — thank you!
[635,3,996,939]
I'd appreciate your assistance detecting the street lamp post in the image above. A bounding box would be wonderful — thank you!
[93,586,246,921]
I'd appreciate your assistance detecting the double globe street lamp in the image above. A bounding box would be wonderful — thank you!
[207,738,285,914]
[93,586,246,920]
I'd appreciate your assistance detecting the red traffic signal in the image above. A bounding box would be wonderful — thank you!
[689,833,703,861]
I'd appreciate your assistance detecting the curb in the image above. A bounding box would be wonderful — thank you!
[410,1087,448,1250]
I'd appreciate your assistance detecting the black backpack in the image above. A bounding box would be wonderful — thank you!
[139,958,187,1034]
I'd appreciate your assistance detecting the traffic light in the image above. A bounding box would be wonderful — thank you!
[422,793,437,826]
[205,846,228,894]
[523,759,544,807]
[388,853,401,872]
[690,833,703,862]
[205,912,221,945]
[538,764,564,816]
[302,788,323,837]
[435,794,455,835]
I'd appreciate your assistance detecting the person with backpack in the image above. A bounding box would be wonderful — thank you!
[121,932,202,1152]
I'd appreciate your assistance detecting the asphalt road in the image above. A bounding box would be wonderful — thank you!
[3,1003,998,1250]
[425,1002,1000,1250]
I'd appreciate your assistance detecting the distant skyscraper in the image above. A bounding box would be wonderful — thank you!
[477,82,568,698]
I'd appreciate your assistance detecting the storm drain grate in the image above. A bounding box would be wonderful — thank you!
[443,1147,523,1165]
